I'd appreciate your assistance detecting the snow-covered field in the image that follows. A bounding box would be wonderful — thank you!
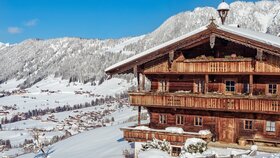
[0,77,134,116]
[0,77,138,157]
[17,124,135,158]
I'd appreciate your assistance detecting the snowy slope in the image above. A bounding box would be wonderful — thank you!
[0,76,138,157]
[17,123,134,158]
[15,104,141,158]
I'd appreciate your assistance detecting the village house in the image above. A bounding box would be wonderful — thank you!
[106,1,280,157]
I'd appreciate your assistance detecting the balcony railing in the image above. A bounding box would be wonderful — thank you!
[129,92,280,114]
[177,58,254,73]
[144,58,280,74]
[144,58,254,73]
[121,126,212,145]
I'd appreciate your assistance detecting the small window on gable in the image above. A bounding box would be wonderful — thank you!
[268,84,277,94]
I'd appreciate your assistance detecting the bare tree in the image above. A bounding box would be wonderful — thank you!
[31,128,47,158]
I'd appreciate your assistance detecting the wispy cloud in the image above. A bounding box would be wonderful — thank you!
[7,27,22,34]
[25,19,39,27]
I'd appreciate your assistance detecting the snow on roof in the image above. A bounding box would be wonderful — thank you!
[165,127,184,134]
[105,25,208,73]
[218,2,230,10]
[105,23,280,74]
[219,25,280,48]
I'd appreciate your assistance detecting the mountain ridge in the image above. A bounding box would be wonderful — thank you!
[0,0,280,88]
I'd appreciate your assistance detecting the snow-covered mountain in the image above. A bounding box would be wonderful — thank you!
[1,0,280,88]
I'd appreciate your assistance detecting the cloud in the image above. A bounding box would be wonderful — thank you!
[7,27,22,34]
[25,19,39,27]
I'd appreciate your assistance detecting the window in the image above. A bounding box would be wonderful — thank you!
[268,84,277,94]
[176,115,184,125]
[226,81,235,92]
[243,83,249,94]
[171,147,182,157]
[266,121,276,132]
[244,120,253,130]
[195,80,204,93]
[194,117,202,126]
[159,114,167,124]
[158,80,169,92]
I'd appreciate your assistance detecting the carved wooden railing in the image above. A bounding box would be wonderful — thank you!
[121,126,212,145]
[175,58,254,73]
[255,61,280,73]
[129,92,280,114]
[144,58,254,73]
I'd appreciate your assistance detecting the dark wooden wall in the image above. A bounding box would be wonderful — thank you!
[183,38,257,59]
[148,107,280,143]
[148,75,280,95]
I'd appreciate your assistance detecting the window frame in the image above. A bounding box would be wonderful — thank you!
[244,120,253,130]
[266,121,276,133]
[171,146,182,157]
[159,114,167,124]
[225,80,236,92]
[194,116,203,126]
[176,115,184,125]
[268,84,277,95]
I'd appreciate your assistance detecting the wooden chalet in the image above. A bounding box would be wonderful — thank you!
[105,1,280,156]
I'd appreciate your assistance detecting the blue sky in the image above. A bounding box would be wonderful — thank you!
[0,0,258,43]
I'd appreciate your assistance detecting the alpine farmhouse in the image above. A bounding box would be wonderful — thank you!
[105,1,280,156]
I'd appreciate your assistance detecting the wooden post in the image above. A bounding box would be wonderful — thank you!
[204,74,209,94]
[249,74,253,96]
[141,73,145,92]
[134,65,140,92]
[168,50,174,70]
[138,106,141,125]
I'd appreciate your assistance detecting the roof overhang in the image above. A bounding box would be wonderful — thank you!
[105,22,280,75]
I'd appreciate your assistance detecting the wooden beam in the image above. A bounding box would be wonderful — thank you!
[134,65,140,91]
[144,72,280,76]
[256,49,263,61]
[249,74,253,96]
[168,50,174,70]
[141,73,146,91]
[210,34,216,49]
[204,74,209,94]
[138,106,141,125]
[133,65,137,77]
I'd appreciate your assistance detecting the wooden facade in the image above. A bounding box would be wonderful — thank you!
[106,22,280,148]
[129,92,280,114]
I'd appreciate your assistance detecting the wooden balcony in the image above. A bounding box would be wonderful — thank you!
[176,58,254,73]
[144,58,254,74]
[121,126,212,145]
[144,58,280,74]
[129,92,280,114]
